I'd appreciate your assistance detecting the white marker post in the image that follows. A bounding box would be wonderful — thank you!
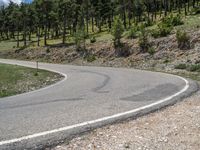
[36,61,39,75]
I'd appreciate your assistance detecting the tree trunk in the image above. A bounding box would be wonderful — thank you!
[17,30,19,48]
[24,31,26,46]
[92,16,94,32]
[63,14,67,44]
[37,27,40,47]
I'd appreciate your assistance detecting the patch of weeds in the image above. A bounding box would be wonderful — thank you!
[175,63,200,72]
[151,23,172,38]
[151,14,183,38]
[163,59,170,63]
[139,28,151,53]
[46,48,50,53]
[90,36,96,43]
[115,43,131,57]
[0,89,14,97]
[84,54,96,62]
[187,64,200,72]
[190,7,200,15]
[148,47,155,55]
[176,30,190,50]
[127,25,138,39]
[162,14,184,26]
[34,72,39,76]
[175,63,187,69]
[145,18,154,27]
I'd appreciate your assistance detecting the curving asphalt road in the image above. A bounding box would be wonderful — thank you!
[0,59,198,150]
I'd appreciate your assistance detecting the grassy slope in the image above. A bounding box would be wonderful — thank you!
[1,13,200,52]
[0,63,62,98]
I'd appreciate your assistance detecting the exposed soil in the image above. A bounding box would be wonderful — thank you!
[1,29,200,73]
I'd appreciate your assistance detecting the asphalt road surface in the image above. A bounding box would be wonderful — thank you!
[0,59,198,150]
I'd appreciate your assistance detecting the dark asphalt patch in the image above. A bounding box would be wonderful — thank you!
[121,84,179,102]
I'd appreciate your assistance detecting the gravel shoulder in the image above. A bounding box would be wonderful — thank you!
[52,91,200,150]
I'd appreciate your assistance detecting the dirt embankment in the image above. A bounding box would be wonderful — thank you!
[1,29,200,71]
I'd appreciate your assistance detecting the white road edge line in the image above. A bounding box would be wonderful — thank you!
[0,75,189,146]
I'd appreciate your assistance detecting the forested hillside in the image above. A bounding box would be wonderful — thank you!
[0,0,200,47]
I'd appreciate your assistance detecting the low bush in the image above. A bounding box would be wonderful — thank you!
[145,18,154,27]
[163,59,170,63]
[46,48,50,53]
[175,64,200,72]
[112,16,124,48]
[190,7,200,15]
[187,64,200,72]
[159,23,172,37]
[148,47,155,55]
[151,14,183,38]
[127,26,137,39]
[176,30,190,50]
[84,54,96,62]
[151,23,172,38]
[139,28,151,53]
[162,14,184,27]
[115,43,130,57]
[151,29,160,38]
[90,36,96,43]
[175,63,187,69]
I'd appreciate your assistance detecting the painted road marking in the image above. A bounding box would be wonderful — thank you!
[0,74,189,146]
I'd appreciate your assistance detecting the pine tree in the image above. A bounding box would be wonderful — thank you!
[111,16,124,47]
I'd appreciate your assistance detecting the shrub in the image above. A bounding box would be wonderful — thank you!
[46,48,50,53]
[176,30,190,50]
[111,16,124,48]
[90,36,96,43]
[139,28,150,53]
[34,72,39,76]
[151,22,172,38]
[157,22,172,37]
[151,29,160,38]
[162,14,183,27]
[84,54,96,62]
[163,59,170,63]
[115,43,130,57]
[127,26,137,39]
[151,14,183,38]
[171,14,184,26]
[187,64,200,72]
[175,64,200,72]
[145,18,154,27]
[148,47,155,55]
[190,7,200,15]
[175,63,187,69]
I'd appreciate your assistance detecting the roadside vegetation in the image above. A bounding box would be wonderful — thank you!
[0,0,200,79]
[0,0,200,50]
[0,63,63,98]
